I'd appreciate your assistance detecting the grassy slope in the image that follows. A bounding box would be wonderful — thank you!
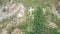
[1,0,60,34]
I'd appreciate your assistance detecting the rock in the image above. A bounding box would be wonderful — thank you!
[0,29,8,34]
[48,21,58,28]
[11,28,23,34]
[0,0,26,22]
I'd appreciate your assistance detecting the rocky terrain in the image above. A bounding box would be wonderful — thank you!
[0,0,60,34]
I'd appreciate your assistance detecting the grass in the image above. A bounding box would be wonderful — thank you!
[14,0,58,8]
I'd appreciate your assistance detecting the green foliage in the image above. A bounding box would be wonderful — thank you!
[57,5,60,13]
[50,13,57,21]
[19,22,28,29]
[31,7,59,34]
[32,7,46,34]
[55,18,60,27]
[0,0,2,4]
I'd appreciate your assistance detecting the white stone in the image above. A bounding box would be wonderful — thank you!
[17,13,23,18]
[1,29,8,34]
[48,21,57,28]
[52,5,58,16]
[17,3,25,18]
[11,28,22,34]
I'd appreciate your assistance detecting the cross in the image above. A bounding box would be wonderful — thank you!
[42,8,46,14]
[28,7,34,16]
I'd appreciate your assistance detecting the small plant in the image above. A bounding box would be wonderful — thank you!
[56,5,60,13]
[3,8,7,12]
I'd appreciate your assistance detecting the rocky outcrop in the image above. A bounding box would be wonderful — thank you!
[0,1,26,22]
